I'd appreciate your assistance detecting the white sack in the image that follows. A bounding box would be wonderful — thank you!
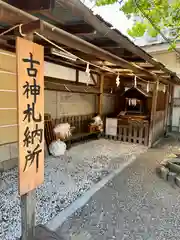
[49,139,66,157]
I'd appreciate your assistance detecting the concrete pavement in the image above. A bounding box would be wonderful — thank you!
[55,138,180,240]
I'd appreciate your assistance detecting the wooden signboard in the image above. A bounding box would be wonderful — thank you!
[106,118,117,136]
[16,37,44,195]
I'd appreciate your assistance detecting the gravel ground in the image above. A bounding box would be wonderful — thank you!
[0,139,147,240]
[56,138,180,240]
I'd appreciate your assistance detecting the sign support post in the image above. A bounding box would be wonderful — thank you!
[21,191,36,240]
[16,35,44,240]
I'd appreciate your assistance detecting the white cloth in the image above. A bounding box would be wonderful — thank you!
[53,123,71,140]
[49,139,66,157]
[91,115,103,132]
[92,115,103,126]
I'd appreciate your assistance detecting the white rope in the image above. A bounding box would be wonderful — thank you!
[19,24,26,37]
[64,84,71,92]
[35,32,158,84]
[0,25,159,85]
[35,32,83,62]
[0,24,20,37]
[34,31,117,74]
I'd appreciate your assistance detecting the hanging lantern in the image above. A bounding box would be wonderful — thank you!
[116,73,120,87]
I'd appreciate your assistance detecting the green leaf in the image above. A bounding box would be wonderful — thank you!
[168,41,176,51]
[96,0,117,6]
[95,0,180,51]
[147,25,158,37]
[128,22,147,37]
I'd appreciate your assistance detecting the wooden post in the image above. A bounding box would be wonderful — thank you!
[21,191,36,240]
[75,69,79,84]
[164,84,170,135]
[21,32,36,240]
[169,84,174,132]
[148,81,159,147]
[16,29,44,240]
[98,74,104,115]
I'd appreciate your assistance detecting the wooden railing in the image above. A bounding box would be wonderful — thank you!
[105,118,149,146]
[117,120,149,145]
[44,114,94,149]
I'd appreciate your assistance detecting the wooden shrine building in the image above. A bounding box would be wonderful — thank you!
[0,0,179,169]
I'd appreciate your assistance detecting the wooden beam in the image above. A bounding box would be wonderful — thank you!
[6,0,55,11]
[151,70,165,74]
[1,1,179,84]
[131,62,155,68]
[61,22,95,35]
[57,0,180,84]
[41,12,95,35]
[19,19,43,35]
[88,38,118,48]
[0,20,43,36]
[98,74,104,115]
[0,2,154,77]
[61,50,100,62]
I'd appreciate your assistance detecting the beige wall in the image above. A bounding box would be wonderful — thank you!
[148,49,180,130]
[151,51,180,75]
[0,51,17,146]
[45,90,97,118]
[45,91,116,118]
[0,143,18,170]
[44,61,98,85]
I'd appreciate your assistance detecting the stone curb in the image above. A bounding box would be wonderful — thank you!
[175,176,180,187]
[158,165,180,188]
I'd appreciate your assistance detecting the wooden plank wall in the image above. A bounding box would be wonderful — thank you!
[149,85,167,145]
[150,110,165,144]
[0,50,17,145]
